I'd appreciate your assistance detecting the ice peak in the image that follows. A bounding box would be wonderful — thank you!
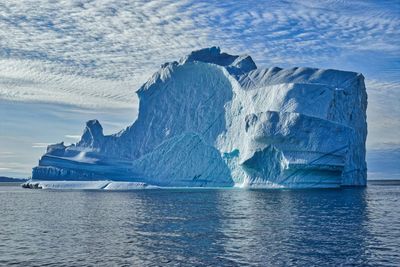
[181,47,257,75]
[77,119,104,148]
[86,119,102,130]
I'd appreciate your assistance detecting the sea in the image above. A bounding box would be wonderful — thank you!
[0,182,399,266]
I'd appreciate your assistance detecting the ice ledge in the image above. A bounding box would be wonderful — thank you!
[22,180,343,190]
[180,46,257,75]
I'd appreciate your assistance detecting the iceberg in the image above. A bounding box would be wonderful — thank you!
[30,47,367,189]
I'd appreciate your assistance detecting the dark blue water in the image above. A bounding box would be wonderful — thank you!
[1,185,399,266]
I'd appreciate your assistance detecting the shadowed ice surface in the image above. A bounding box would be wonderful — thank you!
[0,185,399,266]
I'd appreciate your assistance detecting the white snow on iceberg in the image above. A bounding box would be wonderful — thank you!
[31,47,367,188]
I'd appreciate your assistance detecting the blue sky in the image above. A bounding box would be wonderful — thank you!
[0,0,399,178]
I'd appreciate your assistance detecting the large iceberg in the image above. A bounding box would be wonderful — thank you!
[31,47,367,188]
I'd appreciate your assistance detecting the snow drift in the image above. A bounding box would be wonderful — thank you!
[31,47,367,188]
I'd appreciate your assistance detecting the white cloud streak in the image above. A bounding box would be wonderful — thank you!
[65,135,81,139]
[32,142,51,148]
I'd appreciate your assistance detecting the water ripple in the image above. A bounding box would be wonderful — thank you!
[0,186,399,266]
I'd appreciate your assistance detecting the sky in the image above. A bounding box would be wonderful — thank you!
[0,0,399,179]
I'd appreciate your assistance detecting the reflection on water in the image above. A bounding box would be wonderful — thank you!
[215,189,371,266]
[0,186,399,266]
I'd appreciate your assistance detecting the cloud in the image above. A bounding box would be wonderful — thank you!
[0,162,33,177]
[32,142,51,148]
[367,143,400,179]
[0,58,139,109]
[0,151,16,157]
[365,80,400,148]
[0,1,398,107]
[65,135,81,140]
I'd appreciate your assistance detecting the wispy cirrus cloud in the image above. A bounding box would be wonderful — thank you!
[0,0,398,107]
[0,58,138,109]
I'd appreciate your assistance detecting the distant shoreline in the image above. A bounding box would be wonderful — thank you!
[0,182,25,186]
[0,176,28,183]
[367,180,400,185]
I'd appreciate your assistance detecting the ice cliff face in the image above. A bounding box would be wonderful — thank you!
[32,47,367,188]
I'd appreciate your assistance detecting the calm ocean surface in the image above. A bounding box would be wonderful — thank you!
[1,184,399,266]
